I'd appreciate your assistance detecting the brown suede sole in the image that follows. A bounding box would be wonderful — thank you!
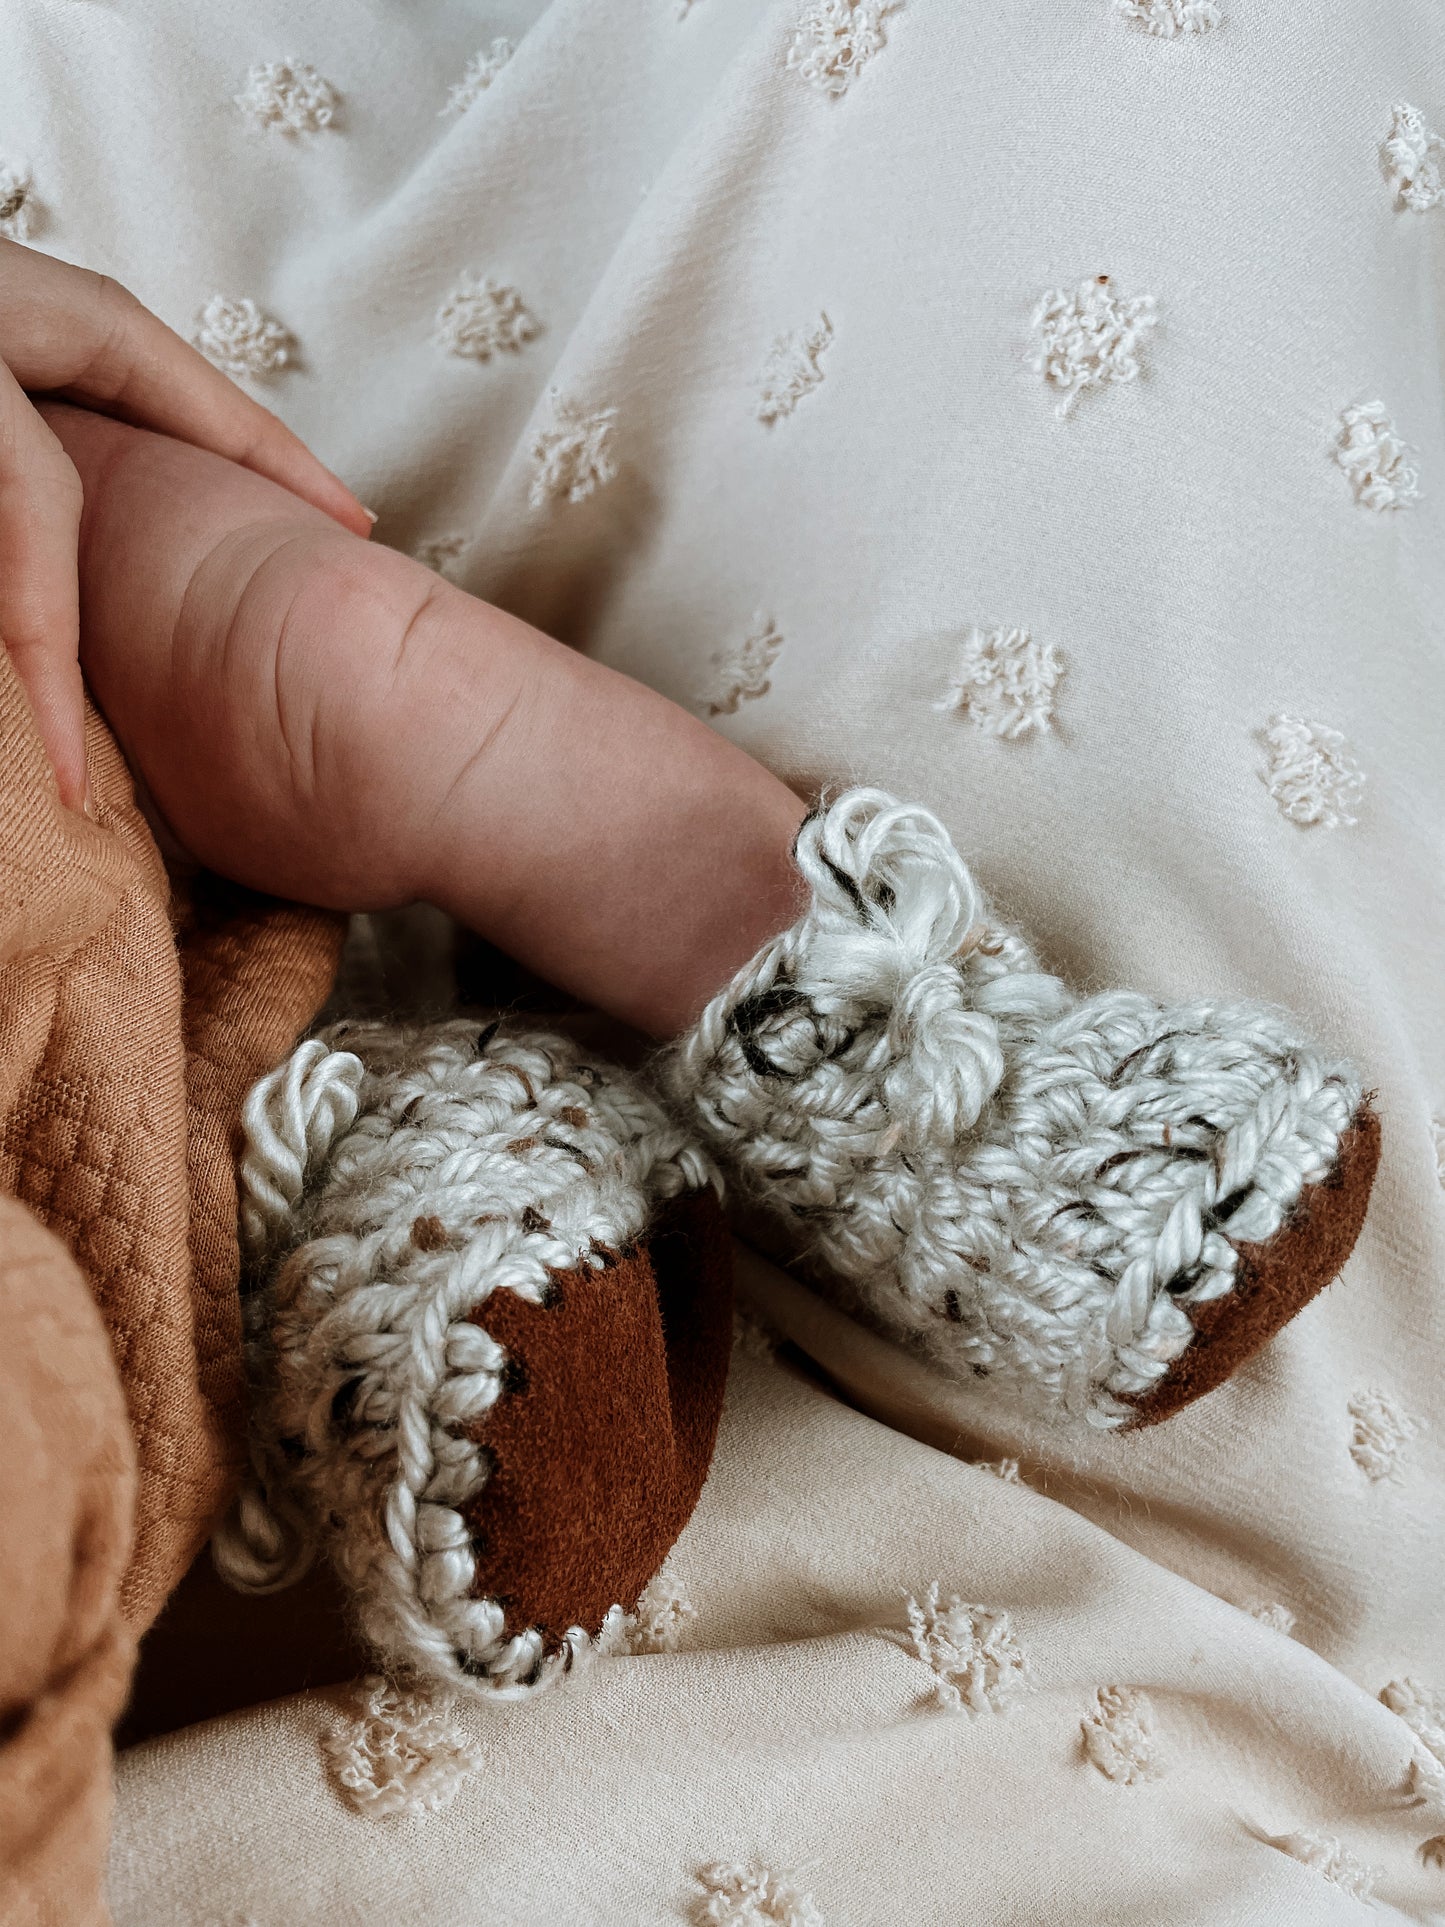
[461,1186,733,1644]
[1122,1101,1381,1429]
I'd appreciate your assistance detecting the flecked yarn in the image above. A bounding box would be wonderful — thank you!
[663,791,1363,1428]
[214,1019,713,1696]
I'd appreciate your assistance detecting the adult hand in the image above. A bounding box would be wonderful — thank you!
[0,239,371,811]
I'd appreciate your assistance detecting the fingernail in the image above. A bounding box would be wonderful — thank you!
[82,783,97,822]
[362,506,379,525]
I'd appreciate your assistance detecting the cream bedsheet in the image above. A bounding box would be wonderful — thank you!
[5,0,1440,1917]
[108,1248,1444,1923]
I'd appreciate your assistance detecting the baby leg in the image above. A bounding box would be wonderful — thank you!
[49,403,806,1038]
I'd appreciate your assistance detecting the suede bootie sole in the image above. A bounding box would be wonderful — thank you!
[216,1019,731,1695]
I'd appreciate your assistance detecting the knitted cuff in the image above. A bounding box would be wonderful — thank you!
[662,790,1379,1431]
[215,1019,732,1697]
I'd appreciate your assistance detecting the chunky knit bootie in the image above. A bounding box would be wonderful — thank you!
[662,790,1379,1430]
[215,1019,731,1696]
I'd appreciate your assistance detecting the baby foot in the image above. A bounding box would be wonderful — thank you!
[663,791,1379,1429]
[216,1020,730,1695]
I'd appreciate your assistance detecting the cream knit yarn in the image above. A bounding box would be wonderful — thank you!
[214,1018,712,1697]
[662,791,1364,1430]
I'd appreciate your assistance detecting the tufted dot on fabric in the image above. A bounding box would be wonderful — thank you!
[596,1555,696,1656]
[757,315,833,423]
[1379,1678,1445,1766]
[234,60,340,135]
[1382,102,1444,211]
[435,273,540,363]
[529,393,618,508]
[1032,278,1158,415]
[1347,1385,1418,1482]
[704,616,784,717]
[440,39,514,116]
[1333,401,1419,510]
[191,296,295,381]
[413,533,468,579]
[933,628,1064,740]
[1247,1601,1297,1636]
[977,1457,1022,1483]
[1265,1830,1380,1899]
[1081,1685,1165,1782]
[1114,0,1221,36]
[322,1675,481,1819]
[693,1861,826,1926]
[1260,717,1366,830]
[0,159,36,238]
[897,1583,1028,1714]
[786,1,899,98]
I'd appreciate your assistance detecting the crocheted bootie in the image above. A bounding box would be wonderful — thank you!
[662,791,1379,1430]
[215,1019,732,1696]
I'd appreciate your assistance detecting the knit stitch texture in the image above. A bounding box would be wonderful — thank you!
[663,790,1365,1428]
[215,1020,713,1696]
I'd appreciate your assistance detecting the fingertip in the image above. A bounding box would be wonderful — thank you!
[51,751,90,817]
[241,411,373,536]
[22,674,92,816]
[291,465,374,538]
[54,734,92,816]
[321,481,378,539]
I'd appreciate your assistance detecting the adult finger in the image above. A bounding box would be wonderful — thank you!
[0,359,87,807]
[0,241,372,537]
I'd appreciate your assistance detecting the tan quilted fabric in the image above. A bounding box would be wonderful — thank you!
[0,1193,135,1927]
[0,650,342,1628]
